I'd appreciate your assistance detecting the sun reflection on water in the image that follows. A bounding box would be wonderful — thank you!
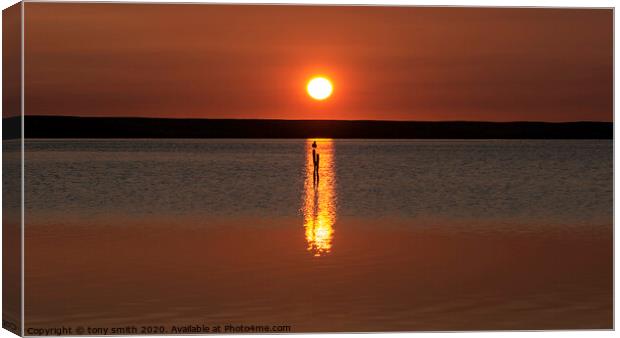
[302,139,337,257]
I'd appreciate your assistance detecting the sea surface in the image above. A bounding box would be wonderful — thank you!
[22,139,612,331]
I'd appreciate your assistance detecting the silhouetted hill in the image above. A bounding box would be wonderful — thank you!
[2,116,613,139]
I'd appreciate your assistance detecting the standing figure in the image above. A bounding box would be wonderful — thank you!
[312,141,319,183]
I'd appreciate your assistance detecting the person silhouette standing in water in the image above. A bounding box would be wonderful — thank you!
[312,141,320,183]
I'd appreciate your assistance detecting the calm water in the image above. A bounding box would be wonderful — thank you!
[23,139,612,331]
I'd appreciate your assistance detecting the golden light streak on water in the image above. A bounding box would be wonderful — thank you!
[302,139,337,257]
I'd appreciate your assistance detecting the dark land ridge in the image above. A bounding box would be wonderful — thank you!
[3,115,612,139]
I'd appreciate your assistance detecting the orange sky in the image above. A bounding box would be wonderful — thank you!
[24,4,612,121]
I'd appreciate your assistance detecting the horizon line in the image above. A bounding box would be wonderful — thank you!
[12,115,613,124]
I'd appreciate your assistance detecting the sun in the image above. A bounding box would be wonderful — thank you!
[307,76,333,101]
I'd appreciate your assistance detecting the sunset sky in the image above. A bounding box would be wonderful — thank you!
[24,4,612,121]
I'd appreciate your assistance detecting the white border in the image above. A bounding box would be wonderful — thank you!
[12,0,618,6]
[0,1,616,338]
[19,1,24,337]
